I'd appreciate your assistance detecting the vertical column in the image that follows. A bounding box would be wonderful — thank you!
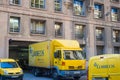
[104,27,113,53]
[64,21,72,39]
[104,0,111,21]
[0,12,8,58]
[87,23,95,59]
[22,15,30,37]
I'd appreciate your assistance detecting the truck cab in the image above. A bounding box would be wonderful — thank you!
[54,49,86,79]
[0,59,23,80]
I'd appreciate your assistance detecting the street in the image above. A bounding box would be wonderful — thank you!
[23,71,87,80]
[23,72,53,80]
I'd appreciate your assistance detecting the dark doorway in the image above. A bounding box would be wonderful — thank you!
[9,40,36,70]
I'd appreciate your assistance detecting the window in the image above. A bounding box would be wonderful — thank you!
[111,7,119,21]
[10,17,20,33]
[31,19,45,34]
[1,62,18,68]
[80,45,86,59]
[54,0,62,11]
[96,28,104,41]
[64,50,84,60]
[55,22,63,37]
[111,0,119,2]
[55,50,61,58]
[73,0,86,16]
[113,30,120,42]
[114,47,120,54]
[9,0,20,5]
[31,0,45,8]
[75,24,85,39]
[94,3,104,18]
[96,46,104,55]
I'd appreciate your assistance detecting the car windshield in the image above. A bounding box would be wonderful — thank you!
[0,62,18,68]
[64,50,84,60]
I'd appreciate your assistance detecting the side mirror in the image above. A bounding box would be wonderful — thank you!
[54,52,57,58]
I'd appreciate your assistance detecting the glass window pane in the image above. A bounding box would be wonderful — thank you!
[55,0,62,11]
[31,20,45,34]
[96,28,104,41]
[31,0,35,7]
[97,46,104,55]
[10,17,20,32]
[94,4,103,18]
[74,0,83,15]
[10,0,20,5]
[111,8,118,21]
[75,25,84,39]
[31,0,45,8]
[55,23,62,36]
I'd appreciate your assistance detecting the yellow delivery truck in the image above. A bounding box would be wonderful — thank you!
[29,39,86,79]
[88,54,120,80]
[0,59,23,80]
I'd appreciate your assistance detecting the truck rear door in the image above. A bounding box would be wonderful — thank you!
[108,57,120,80]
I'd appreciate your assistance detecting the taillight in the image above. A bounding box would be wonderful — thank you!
[62,61,65,66]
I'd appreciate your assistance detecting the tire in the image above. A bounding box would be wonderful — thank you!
[52,70,59,80]
[20,76,23,80]
[74,77,80,80]
[33,68,39,77]
[0,76,5,80]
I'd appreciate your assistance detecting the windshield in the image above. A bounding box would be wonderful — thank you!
[64,50,84,60]
[0,62,18,68]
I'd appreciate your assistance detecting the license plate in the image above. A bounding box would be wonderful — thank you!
[74,71,80,74]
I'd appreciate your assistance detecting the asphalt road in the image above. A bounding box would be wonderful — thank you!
[23,72,53,80]
[23,72,87,80]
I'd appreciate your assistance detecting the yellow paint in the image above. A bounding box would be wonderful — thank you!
[29,39,86,71]
[0,59,23,76]
[88,54,120,80]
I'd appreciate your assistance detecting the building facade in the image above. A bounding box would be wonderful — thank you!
[0,0,120,61]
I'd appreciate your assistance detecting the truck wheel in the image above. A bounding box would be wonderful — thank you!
[74,77,80,80]
[0,76,5,80]
[20,76,23,80]
[52,70,59,80]
[33,68,39,76]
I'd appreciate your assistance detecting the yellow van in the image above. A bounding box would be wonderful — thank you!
[88,54,120,80]
[0,59,23,80]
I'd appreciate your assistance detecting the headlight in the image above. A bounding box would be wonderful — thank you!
[20,70,23,74]
[4,70,8,75]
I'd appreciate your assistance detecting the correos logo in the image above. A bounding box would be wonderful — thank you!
[94,62,115,69]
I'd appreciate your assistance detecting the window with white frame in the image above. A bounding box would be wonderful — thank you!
[96,28,104,41]
[75,24,85,39]
[54,0,62,11]
[94,3,104,18]
[54,22,63,37]
[111,7,119,21]
[73,0,86,16]
[9,0,20,5]
[31,19,45,34]
[113,30,120,42]
[10,17,20,33]
[31,0,45,8]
